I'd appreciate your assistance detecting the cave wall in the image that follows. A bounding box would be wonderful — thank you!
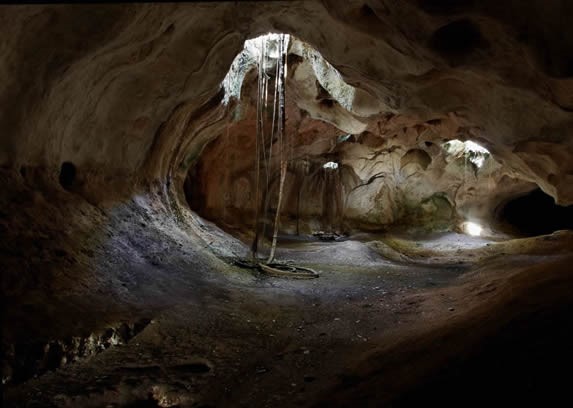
[1,1,573,208]
[188,109,535,235]
[2,0,573,394]
[185,39,535,235]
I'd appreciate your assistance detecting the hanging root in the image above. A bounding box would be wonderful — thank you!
[233,258,319,279]
[267,160,287,263]
[259,262,319,279]
[267,33,289,264]
[250,34,295,271]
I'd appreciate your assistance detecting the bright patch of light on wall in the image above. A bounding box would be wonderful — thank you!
[303,45,355,111]
[442,139,491,168]
[462,221,483,237]
[222,33,290,105]
[323,161,339,170]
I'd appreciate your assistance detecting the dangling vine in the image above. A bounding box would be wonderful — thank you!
[245,33,318,279]
[267,34,288,264]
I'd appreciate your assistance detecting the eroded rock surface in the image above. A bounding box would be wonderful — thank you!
[186,36,535,236]
[1,1,572,204]
[2,2,573,408]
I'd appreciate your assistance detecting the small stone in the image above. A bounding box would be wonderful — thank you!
[448,307,455,311]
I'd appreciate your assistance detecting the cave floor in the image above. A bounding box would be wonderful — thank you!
[4,199,573,407]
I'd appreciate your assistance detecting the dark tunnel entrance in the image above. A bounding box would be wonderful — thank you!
[497,188,573,236]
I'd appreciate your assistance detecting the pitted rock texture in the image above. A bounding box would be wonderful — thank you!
[2,3,573,407]
[0,1,572,205]
[184,38,534,235]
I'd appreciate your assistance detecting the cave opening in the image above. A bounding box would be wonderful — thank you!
[184,32,357,248]
[497,188,573,236]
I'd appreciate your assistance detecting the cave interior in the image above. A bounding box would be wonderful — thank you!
[2,1,573,407]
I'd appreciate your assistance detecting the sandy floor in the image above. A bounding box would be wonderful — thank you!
[3,197,573,407]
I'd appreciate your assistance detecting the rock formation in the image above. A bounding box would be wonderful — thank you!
[1,2,573,407]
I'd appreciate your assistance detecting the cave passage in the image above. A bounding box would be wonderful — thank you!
[498,188,573,236]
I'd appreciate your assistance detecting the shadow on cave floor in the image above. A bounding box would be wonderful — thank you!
[3,195,573,408]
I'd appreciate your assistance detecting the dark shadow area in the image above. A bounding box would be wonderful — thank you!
[417,0,476,15]
[59,161,76,191]
[391,302,573,407]
[498,188,573,236]
[430,19,487,59]
[183,166,202,214]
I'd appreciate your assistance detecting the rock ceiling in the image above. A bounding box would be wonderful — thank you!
[1,1,572,207]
